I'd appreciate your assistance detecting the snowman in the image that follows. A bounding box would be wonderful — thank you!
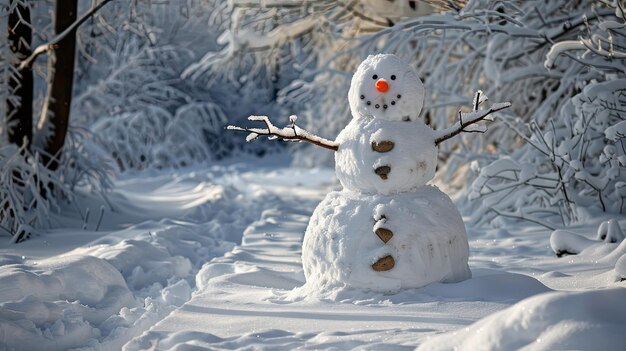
[229,54,510,292]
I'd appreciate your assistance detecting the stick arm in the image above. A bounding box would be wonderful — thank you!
[227,115,339,151]
[434,91,512,146]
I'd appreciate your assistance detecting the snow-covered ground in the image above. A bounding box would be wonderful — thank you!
[1,163,626,350]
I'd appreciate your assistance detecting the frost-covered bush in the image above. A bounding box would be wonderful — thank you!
[71,0,285,169]
[59,127,115,193]
[470,80,626,228]
[0,127,113,242]
[469,1,626,228]
[0,145,65,242]
[73,45,194,127]
[91,103,229,171]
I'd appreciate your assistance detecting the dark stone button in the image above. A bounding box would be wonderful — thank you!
[371,140,394,153]
[375,228,394,243]
[372,255,395,271]
[375,166,391,180]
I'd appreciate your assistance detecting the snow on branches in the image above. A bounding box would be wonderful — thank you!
[470,80,626,228]
[227,115,339,151]
[545,1,626,70]
[434,91,511,145]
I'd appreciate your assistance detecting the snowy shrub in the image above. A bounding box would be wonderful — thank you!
[73,45,194,127]
[71,0,285,169]
[91,102,231,170]
[73,42,248,170]
[153,102,230,167]
[471,80,626,228]
[60,127,115,193]
[469,1,626,228]
[0,145,65,242]
[0,128,113,243]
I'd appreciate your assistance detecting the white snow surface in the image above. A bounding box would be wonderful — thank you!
[0,255,134,351]
[301,186,470,294]
[0,163,283,350]
[335,118,437,195]
[1,163,626,350]
[418,288,626,351]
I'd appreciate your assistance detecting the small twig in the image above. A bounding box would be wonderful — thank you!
[82,207,90,230]
[19,0,115,70]
[227,115,339,151]
[95,205,105,232]
[434,91,512,145]
[488,207,557,231]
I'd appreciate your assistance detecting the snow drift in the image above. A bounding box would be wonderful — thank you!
[417,288,626,351]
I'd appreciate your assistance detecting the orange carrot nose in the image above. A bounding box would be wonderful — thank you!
[375,79,389,93]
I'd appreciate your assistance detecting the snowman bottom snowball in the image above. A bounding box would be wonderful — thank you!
[302,186,471,293]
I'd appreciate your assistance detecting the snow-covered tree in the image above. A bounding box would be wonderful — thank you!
[0,0,118,241]
[469,0,626,228]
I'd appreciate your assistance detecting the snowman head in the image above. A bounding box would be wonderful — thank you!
[348,54,425,122]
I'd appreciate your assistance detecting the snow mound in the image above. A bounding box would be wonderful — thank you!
[0,255,134,351]
[550,229,596,256]
[417,288,626,351]
[301,186,470,295]
[551,219,625,256]
[285,268,550,305]
[419,269,550,303]
[597,219,625,243]
[550,220,626,282]
[126,328,405,351]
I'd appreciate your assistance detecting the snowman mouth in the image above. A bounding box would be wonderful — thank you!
[363,93,401,111]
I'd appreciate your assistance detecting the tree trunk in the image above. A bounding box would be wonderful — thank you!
[37,0,78,170]
[7,0,33,149]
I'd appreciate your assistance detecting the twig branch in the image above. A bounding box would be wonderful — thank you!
[227,115,339,151]
[434,91,512,145]
[19,0,115,70]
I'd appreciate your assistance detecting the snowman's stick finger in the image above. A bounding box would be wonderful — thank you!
[434,100,512,146]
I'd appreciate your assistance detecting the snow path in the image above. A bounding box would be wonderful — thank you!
[0,164,275,351]
[124,173,548,350]
[3,164,623,350]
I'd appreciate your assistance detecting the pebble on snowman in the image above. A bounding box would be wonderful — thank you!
[229,54,511,292]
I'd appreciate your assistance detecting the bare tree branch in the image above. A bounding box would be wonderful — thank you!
[19,0,115,70]
[227,115,339,151]
[434,91,512,146]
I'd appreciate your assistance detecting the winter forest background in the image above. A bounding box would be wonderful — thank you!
[1,0,626,350]
[3,0,626,237]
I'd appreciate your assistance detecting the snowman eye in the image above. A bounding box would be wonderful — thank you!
[360,95,365,100]
[372,74,378,80]
[390,75,396,80]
